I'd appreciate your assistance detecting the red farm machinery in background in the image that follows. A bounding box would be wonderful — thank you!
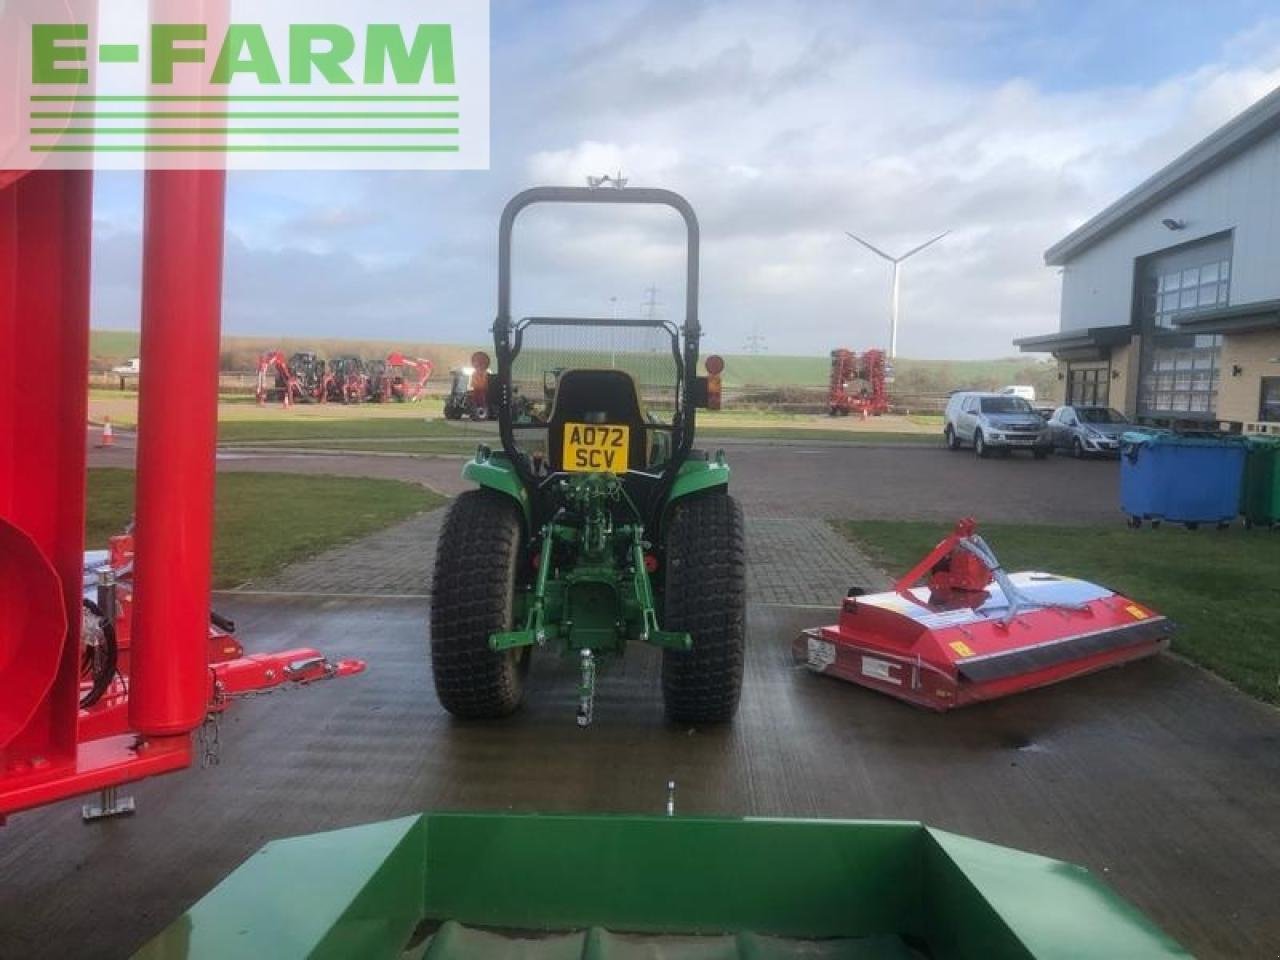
[257,350,434,406]
[325,355,370,404]
[371,352,434,403]
[828,348,890,417]
[0,160,362,821]
[255,350,329,406]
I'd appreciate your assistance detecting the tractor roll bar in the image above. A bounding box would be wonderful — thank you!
[494,187,703,522]
[496,186,700,338]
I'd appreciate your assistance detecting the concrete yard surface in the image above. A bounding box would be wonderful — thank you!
[0,597,1277,958]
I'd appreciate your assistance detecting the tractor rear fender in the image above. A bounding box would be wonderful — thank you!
[665,457,731,508]
[461,453,532,528]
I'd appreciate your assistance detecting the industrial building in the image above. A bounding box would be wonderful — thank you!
[1018,85,1280,432]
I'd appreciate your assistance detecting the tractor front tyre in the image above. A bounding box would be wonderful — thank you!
[429,490,530,718]
[661,493,746,725]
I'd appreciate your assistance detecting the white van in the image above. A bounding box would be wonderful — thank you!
[1000,385,1036,402]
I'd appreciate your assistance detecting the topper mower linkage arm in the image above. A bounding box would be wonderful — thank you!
[894,518,1088,626]
[892,518,979,594]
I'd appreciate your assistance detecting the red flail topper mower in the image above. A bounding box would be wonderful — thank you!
[1,165,362,823]
[796,519,1172,710]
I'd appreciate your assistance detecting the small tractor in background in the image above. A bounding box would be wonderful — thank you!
[256,350,328,406]
[828,347,890,417]
[289,351,328,403]
[442,352,494,420]
[326,355,370,404]
[430,186,741,727]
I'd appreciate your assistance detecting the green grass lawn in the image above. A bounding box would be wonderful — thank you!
[227,428,937,453]
[216,416,485,443]
[210,412,938,451]
[248,438,483,455]
[88,469,444,588]
[838,520,1280,706]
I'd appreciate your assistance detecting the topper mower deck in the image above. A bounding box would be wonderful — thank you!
[796,520,1173,710]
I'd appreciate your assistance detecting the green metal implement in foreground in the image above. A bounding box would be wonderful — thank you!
[135,814,1188,959]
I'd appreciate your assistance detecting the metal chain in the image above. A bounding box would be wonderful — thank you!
[199,712,221,768]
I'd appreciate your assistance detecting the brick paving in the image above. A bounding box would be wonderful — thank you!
[235,507,887,607]
[234,509,446,596]
[745,516,889,605]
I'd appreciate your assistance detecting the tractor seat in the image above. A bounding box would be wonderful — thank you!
[546,369,649,473]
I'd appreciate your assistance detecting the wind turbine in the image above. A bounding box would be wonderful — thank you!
[845,230,948,360]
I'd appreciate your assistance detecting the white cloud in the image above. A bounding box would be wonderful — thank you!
[90,1,1280,360]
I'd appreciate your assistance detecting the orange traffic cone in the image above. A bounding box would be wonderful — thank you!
[99,418,115,448]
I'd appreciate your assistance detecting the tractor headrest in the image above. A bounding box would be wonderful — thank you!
[546,369,649,472]
[548,369,646,427]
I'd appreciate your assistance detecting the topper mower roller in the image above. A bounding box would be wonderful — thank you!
[797,519,1173,710]
[430,186,740,726]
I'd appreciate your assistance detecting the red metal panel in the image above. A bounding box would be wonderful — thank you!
[0,734,192,818]
[128,171,227,737]
[0,171,94,771]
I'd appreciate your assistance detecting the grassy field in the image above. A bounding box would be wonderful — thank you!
[839,520,1280,706]
[87,388,945,451]
[89,328,1057,394]
[217,411,942,450]
[87,469,443,588]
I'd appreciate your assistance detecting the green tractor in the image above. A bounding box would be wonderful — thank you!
[429,186,744,726]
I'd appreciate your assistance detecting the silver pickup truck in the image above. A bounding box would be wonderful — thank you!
[944,391,1052,459]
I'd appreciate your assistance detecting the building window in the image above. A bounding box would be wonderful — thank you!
[1135,232,1232,420]
[1139,339,1222,415]
[1153,258,1230,329]
[1067,366,1109,407]
[1262,378,1280,423]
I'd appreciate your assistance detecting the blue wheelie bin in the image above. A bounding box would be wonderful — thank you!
[1120,431,1246,529]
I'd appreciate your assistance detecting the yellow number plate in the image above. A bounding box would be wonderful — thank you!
[563,423,629,473]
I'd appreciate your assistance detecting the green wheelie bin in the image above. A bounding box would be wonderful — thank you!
[1242,436,1280,529]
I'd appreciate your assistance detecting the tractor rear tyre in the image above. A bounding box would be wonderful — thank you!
[661,492,746,725]
[430,489,530,718]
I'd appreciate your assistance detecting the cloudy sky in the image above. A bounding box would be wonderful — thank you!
[90,0,1280,359]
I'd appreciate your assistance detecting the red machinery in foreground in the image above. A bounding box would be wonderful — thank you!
[79,530,244,712]
[1,162,362,821]
[796,519,1172,710]
[828,348,889,417]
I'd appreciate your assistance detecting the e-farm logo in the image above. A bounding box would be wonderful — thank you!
[3,0,489,171]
